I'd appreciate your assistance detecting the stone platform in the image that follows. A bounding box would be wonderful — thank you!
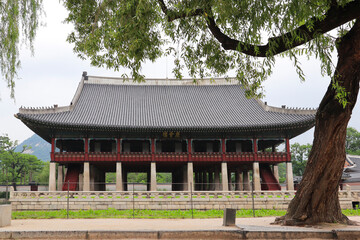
[0,217,359,239]
[10,190,359,211]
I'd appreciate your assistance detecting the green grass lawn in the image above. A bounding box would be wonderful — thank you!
[11,209,360,219]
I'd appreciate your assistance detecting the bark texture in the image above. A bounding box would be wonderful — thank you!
[276,19,360,225]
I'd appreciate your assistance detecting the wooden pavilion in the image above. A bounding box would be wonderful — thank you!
[16,72,316,192]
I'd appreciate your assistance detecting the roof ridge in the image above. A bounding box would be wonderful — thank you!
[255,99,317,115]
[85,74,238,86]
[17,105,71,115]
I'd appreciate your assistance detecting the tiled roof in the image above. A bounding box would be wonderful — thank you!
[344,155,360,183]
[16,76,316,134]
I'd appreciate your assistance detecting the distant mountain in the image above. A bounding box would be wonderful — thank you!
[16,134,51,161]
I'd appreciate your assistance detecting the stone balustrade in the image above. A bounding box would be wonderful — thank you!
[10,190,358,211]
[11,190,298,199]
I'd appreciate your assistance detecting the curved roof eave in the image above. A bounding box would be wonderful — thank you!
[17,113,315,135]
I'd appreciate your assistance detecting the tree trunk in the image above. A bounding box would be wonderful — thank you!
[12,182,17,191]
[277,19,360,225]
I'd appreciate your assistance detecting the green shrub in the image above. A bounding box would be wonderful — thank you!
[0,192,9,199]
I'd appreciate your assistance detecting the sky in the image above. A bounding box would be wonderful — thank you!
[1,1,360,145]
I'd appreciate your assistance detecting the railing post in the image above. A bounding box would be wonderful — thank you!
[132,182,135,219]
[251,180,255,217]
[67,180,69,219]
[190,182,193,219]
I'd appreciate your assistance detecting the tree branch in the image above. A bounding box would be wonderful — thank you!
[206,0,360,57]
[158,0,360,57]
[157,0,203,21]
[92,0,113,33]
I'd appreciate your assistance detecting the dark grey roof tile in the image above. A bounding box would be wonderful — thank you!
[17,83,315,132]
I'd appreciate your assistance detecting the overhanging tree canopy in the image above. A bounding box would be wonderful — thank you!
[64,0,359,97]
[63,0,360,225]
[0,0,43,98]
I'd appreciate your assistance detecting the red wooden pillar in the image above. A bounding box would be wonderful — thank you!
[51,138,55,161]
[286,138,291,162]
[187,139,192,161]
[85,138,89,161]
[151,138,155,161]
[253,138,258,161]
[221,138,226,161]
[117,138,121,161]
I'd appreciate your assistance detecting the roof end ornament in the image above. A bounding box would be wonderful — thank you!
[82,71,88,80]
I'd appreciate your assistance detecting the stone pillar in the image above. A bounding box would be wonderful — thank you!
[83,162,90,191]
[202,171,208,190]
[116,162,123,191]
[253,162,261,191]
[235,171,239,190]
[182,165,187,191]
[273,164,279,182]
[122,169,128,191]
[198,172,203,190]
[178,168,184,191]
[49,162,56,191]
[194,172,199,190]
[236,169,243,191]
[198,172,202,190]
[98,170,106,191]
[228,171,232,191]
[90,165,96,191]
[208,171,214,190]
[197,172,202,191]
[146,170,151,191]
[78,173,83,191]
[150,162,157,191]
[57,165,63,191]
[214,166,220,190]
[286,162,294,190]
[172,170,177,191]
[187,162,194,191]
[221,162,229,191]
[243,170,250,191]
